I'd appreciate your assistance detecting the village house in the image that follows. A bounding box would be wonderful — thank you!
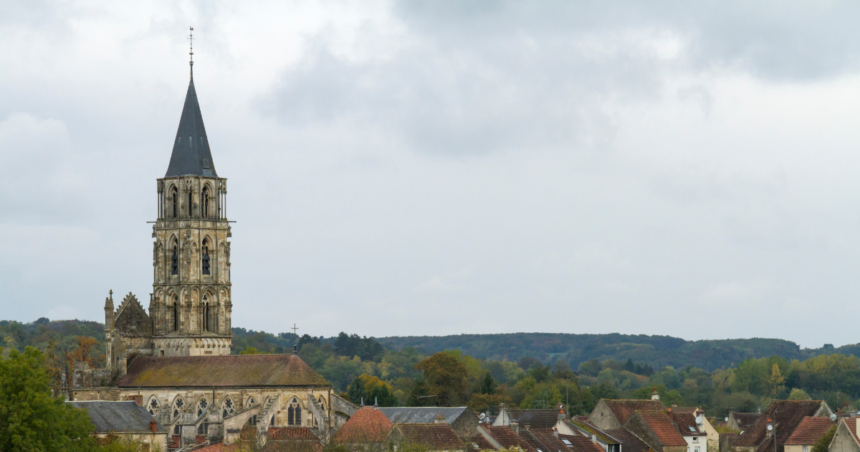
[670,408,709,452]
[829,417,860,452]
[68,400,169,451]
[674,407,719,449]
[494,405,568,429]
[732,400,833,452]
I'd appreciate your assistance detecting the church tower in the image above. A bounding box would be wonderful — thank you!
[149,62,233,357]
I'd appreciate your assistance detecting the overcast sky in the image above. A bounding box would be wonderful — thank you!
[3,1,860,348]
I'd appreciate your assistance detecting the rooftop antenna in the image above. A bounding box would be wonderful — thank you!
[188,27,194,81]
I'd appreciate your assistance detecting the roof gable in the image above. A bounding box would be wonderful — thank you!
[118,354,329,387]
[505,409,561,429]
[633,411,687,447]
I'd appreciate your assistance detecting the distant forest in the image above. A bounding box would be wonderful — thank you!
[5,318,860,418]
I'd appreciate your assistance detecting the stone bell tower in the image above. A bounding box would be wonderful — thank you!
[149,62,233,357]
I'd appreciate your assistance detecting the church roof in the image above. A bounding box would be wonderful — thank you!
[67,401,166,434]
[117,354,329,388]
[165,80,217,178]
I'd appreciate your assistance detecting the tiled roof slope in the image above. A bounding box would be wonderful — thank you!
[733,400,828,452]
[67,401,165,433]
[525,428,573,452]
[605,428,651,452]
[166,80,218,177]
[268,427,320,440]
[194,442,238,452]
[399,423,465,450]
[672,412,706,436]
[732,412,762,430]
[466,434,497,451]
[785,417,835,445]
[506,409,561,429]
[484,426,537,452]
[334,407,394,443]
[379,407,470,424]
[636,411,687,447]
[604,400,665,425]
[559,434,606,452]
[567,419,622,444]
[118,354,329,387]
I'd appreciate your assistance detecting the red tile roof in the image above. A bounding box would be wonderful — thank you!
[334,407,395,443]
[118,354,329,387]
[559,434,606,452]
[672,413,706,437]
[525,429,575,452]
[635,411,687,447]
[785,417,835,445]
[604,428,650,452]
[603,400,665,425]
[398,423,465,450]
[482,426,537,452]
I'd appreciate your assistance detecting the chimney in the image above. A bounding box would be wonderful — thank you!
[525,424,531,431]
[511,421,519,435]
[150,418,157,433]
[553,427,559,438]
[436,414,446,424]
[558,404,567,421]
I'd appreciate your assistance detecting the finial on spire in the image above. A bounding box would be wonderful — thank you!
[189,27,194,81]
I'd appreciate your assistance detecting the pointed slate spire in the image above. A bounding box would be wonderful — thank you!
[165,80,217,177]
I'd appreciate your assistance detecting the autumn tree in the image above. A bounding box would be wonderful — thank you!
[414,352,468,406]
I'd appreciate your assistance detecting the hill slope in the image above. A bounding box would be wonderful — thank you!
[376,333,853,371]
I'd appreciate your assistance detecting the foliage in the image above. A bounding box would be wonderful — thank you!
[812,425,836,452]
[334,333,385,361]
[0,347,98,452]
[788,388,811,400]
[240,346,264,355]
[414,352,469,406]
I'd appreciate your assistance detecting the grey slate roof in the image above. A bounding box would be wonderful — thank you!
[165,80,217,177]
[67,401,166,433]
[377,407,470,424]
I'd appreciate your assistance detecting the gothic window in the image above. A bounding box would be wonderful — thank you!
[222,397,235,418]
[202,187,210,218]
[171,245,178,275]
[188,190,193,217]
[203,297,209,332]
[197,398,209,417]
[173,425,180,435]
[287,397,301,426]
[198,422,208,435]
[148,397,160,415]
[172,397,185,421]
[173,296,179,332]
[171,187,178,218]
[318,396,326,413]
[247,396,256,406]
[202,239,210,275]
[271,415,275,426]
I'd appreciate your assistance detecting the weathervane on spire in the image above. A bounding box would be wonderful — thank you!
[189,27,194,80]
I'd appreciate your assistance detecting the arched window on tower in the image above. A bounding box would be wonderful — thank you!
[171,244,179,275]
[173,296,179,332]
[203,296,209,332]
[171,187,178,218]
[202,187,210,218]
[202,239,210,275]
[188,190,193,217]
[287,398,302,426]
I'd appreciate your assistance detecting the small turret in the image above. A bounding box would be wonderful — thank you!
[104,290,114,332]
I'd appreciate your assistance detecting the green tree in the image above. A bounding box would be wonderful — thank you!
[812,425,836,452]
[480,372,497,395]
[788,388,810,400]
[414,352,468,406]
[0,347,97,452]
[347,375,366,405]
[407,377,433,407]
